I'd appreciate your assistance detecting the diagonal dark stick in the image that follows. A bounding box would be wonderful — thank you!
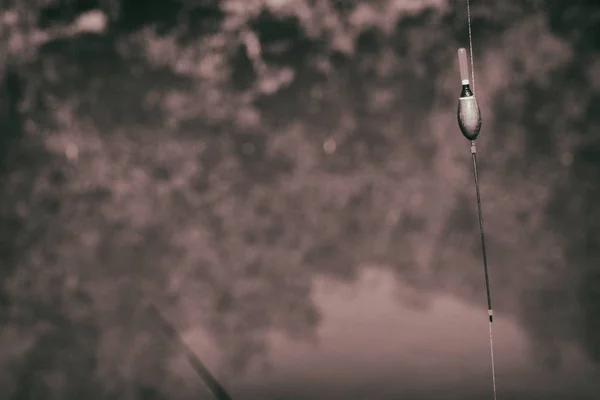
[146,304,233,400]
[458,38,498,399]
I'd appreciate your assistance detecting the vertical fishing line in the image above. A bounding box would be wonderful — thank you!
[466,0,476,94]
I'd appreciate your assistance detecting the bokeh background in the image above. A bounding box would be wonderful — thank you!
[0,0,599,399]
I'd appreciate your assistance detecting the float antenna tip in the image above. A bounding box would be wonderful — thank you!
[458,48,470,85]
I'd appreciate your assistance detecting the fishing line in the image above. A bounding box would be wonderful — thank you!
[467,0,476,94]
[458,1,497,399]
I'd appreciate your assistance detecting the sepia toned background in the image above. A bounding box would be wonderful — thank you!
[0,0,599,399]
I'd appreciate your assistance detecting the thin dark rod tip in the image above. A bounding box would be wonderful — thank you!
[470,149,493,312]
[147,305,234,400]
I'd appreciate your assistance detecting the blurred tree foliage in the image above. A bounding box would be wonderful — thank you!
[0,0,599,398]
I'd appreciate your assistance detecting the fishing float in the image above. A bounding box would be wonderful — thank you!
[456,1,498,398]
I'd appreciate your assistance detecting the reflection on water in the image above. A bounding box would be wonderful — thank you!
[178,267,600,400]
